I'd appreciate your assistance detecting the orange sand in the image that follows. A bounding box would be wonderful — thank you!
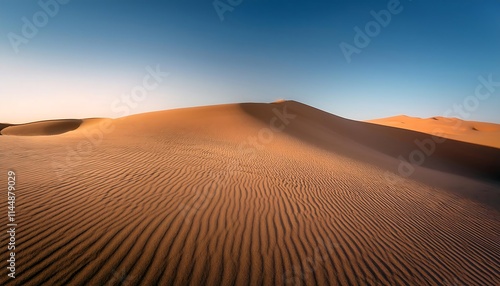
[1,101,498,285]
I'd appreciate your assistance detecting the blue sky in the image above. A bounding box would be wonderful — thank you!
[1,0,499,123]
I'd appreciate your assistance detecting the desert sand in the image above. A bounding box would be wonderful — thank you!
[368,115,500,149]
[1,101,499,285]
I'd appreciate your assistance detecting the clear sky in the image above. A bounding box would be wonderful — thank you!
[1,0,499,124]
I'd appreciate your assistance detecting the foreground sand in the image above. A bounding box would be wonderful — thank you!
[1,101,499,285]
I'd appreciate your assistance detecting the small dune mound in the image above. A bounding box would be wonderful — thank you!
[0,123,13,133]
[1,119,83,136]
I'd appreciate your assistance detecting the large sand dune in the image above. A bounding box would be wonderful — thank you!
[1,101,499,285]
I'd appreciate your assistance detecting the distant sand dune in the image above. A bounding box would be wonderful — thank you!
[368,115,500,148]
[1,101,499,286]
[1,119,83,136]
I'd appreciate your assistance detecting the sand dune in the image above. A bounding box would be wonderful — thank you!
[0,123,12,133]
[368,115,500,148]
[1,101,499,286]
[0,119,83,136]
[243,102,500,183]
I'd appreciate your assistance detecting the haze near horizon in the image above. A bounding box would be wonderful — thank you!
[1,0,499,124]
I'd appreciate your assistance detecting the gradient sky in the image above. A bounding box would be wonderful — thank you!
[1,0,499,124]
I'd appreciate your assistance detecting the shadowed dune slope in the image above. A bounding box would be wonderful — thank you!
[1,101,499,286]
[0,123,13,133]
[240,101,500,182]
[1,119,83,136]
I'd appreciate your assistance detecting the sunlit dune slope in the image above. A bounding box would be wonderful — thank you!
[368,115,500,148]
